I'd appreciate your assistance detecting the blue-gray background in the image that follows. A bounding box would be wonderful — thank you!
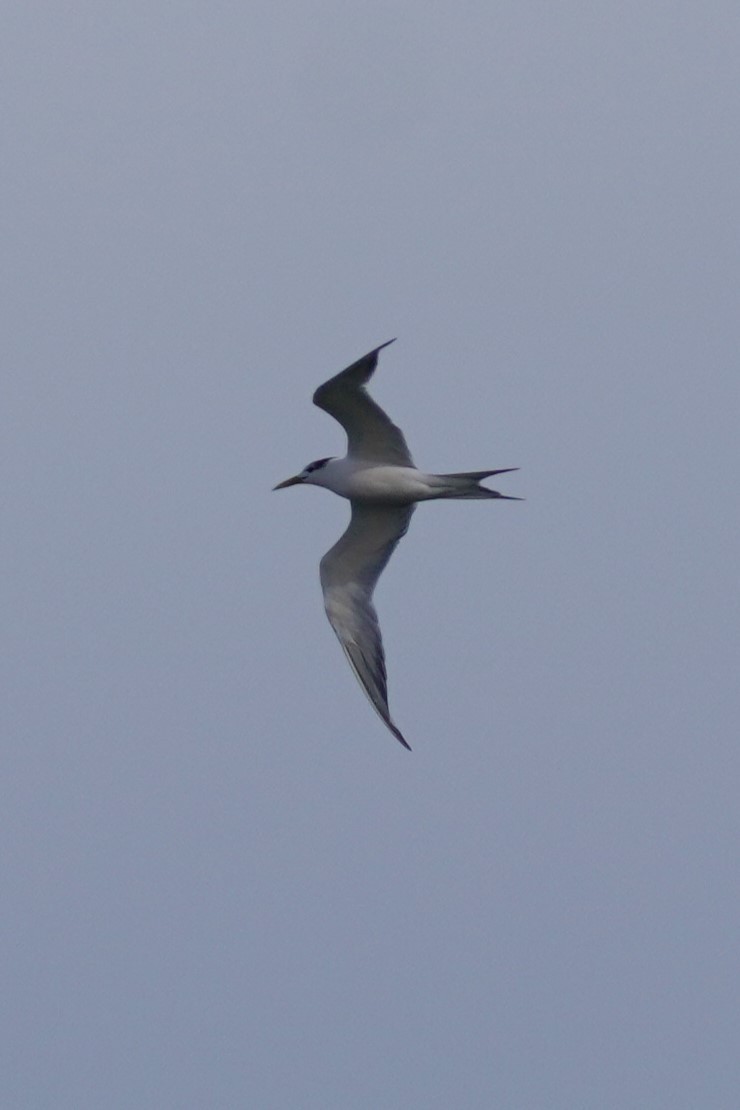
[4,3,739,1107]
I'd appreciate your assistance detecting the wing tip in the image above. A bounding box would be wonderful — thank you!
[390,722,412,751]
[374,337,397,355]
[312,338,398,408]
[354,337,397,368]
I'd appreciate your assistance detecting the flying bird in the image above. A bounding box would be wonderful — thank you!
[274,340,520,750]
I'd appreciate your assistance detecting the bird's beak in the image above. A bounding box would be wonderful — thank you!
[272,474,303,490]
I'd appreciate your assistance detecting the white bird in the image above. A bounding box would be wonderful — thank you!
[274,340,520,750]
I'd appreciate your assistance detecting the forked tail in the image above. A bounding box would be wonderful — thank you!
[431,468,521,499]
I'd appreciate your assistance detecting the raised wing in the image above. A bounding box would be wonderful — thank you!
[313,340,414,466]
[319,501,415,749]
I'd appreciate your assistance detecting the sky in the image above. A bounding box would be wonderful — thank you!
[3,2,740,1107]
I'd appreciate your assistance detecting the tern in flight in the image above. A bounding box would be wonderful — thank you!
[274,340,520,750]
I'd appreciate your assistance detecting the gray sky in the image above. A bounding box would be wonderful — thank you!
[4,2,740,1107]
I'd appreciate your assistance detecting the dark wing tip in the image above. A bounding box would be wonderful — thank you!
[347,337,397,372]
[313,339,397,409]
[394,729,413,751]
[386,716,411,750]
[373,338,396,355]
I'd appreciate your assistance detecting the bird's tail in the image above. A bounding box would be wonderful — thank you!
[431,468,521,499]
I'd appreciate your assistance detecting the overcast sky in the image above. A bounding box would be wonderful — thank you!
[4,3,740,1107]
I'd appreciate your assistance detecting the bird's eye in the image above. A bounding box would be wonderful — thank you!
[306,458,330,474]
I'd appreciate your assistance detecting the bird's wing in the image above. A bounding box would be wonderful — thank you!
[313,340,414,466]
[320,501,415,749]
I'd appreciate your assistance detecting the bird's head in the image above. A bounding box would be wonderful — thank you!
[273,457,335,490]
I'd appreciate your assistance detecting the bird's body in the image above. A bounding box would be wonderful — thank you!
[274,340,519,750]
[302,458,505,503]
